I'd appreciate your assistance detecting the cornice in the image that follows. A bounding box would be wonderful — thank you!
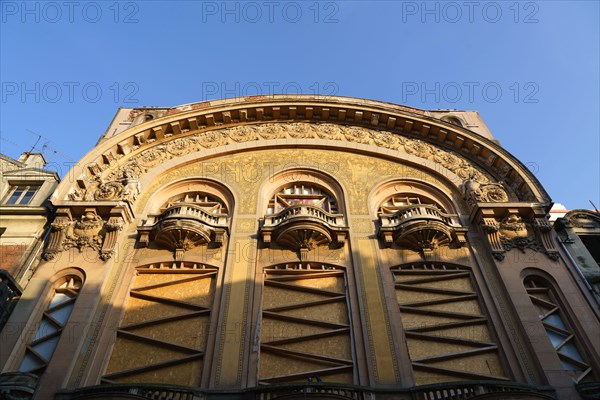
[53,96,550,204]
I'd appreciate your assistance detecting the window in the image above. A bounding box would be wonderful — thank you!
[378,194,445,215]
[3,184,40,205]
[162,192,227,214]
[266,183,338,214]
[524,276,595,383]
[19,276,82,375]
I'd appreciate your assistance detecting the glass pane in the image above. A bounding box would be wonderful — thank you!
[49,292,73,309]
[19,353,45,372]
[545,328,567,348]
[6,187,24,204]
[20,187,37,204]
[560,358,582,371]
[33,318,59,341]
[32,336,59,360]
[48,303,74,325]
[558,341,584,362]
[543,313,567,330]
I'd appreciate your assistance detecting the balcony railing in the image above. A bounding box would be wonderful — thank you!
[379,204,459,228]
[264,205,345,228]
[149,204,228,228]
[378,205,466,251]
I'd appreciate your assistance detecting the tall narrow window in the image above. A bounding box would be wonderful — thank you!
[19,276,83,375]
[524,276,595,383]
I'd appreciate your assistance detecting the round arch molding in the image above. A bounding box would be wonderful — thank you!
[53,95,549,207]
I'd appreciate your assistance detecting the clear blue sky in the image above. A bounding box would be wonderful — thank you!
[1,1,598,210]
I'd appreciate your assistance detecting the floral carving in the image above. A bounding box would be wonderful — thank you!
[315,124,340,139]
[227,126,259,142]
[343,126,370,143]
[198,131,227,148]
[166,137,198,155]
[257,125,282,140]
[139,145,168,168]
[94,181,124,201]
[287,123,314,138]
[371,131,400,149]
[403,139,432,158]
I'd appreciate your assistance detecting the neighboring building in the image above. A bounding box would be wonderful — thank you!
[0,96,598,400]
[552,205,600,304]
[0,152,60,330]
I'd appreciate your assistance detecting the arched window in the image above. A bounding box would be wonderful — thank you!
[138,188,231,259]
[524,275,595,382]
[377,192,465,252]
[378,193,446,215]
[18,275,83,375]
[161,192,228,214]
[441,116,464,127]
[266,182,338,215]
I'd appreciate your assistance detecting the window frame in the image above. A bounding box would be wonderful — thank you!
[3,183,41,205]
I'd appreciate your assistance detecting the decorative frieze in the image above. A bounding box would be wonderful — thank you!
[65,123,513,203]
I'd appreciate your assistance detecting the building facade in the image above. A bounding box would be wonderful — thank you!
[0,96,598,400]
[0,152,60,331]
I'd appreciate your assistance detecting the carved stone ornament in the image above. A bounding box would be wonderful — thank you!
[43,208,125,261]
[63,210,105,252]
[69,167,142,203]
[566,210,600,229]
[480,211,558,261]
[462,173,509,207]
[65,123,513,202]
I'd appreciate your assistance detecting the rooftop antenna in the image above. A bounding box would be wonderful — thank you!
[26,129,74,161]
[28,131,42,153]
[589,200,599,213]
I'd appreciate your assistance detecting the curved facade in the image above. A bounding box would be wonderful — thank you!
[0,95,598,400]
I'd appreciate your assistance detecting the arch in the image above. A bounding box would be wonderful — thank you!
[48,267,86,286]
[257,168,349,259]
[522,269,597,383]
[18,271,85,376]
[140,178,235,221]
[441,115,465,127]
[136,178,234,259]
[371,180,467,252]
[258,167,347,217]
[54,95,549,205]
[368,178,463,218]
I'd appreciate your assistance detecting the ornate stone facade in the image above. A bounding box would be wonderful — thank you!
[0,96,598,400]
